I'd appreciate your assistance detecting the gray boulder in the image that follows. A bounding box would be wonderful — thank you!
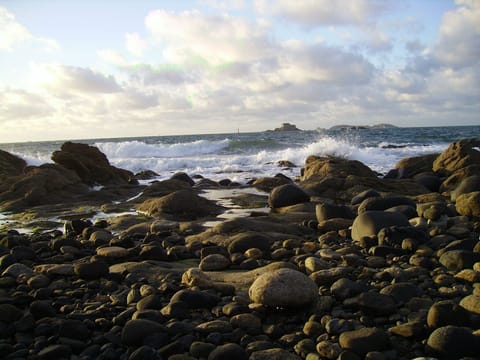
[351,211,409,241]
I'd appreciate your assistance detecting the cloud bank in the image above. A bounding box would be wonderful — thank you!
[0,1,478,142]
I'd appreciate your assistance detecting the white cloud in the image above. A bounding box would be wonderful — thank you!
[144,9,273,66]
[39,65,122,94]
[0,6,59,52]
[433,0,480,67]
[125,32,148,57]
[254,0,385,26]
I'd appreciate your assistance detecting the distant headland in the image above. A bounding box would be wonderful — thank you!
[328,123,398,130]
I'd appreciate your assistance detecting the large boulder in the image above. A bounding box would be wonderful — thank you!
[351,211,410,241]
[357,195,416,214]
[426,325,480,358]
[136,189,224,220]
[0,163,88,211]
[393,153,439,178]
[433,139,480,175]
[451,176,480,201]
[302,156,376,180]
[52,142,133,185]
[249,268,318,308]
[0,149,26,179]
[455,191,480,217]
[268,184,310,208]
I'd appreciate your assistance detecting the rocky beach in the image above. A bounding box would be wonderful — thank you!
[1,138,480,360]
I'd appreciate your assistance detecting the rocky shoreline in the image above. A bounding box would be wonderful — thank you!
[0,139,480,359]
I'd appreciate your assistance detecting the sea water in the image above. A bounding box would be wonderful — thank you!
[1,126,479,184]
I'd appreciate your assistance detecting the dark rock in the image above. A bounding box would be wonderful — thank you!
[268,184,310,208]
[190,341,215,358]
[0,149,26,179]
[414,173,442,192]
[0,303,23,322]
[316,203,355,222]
[199,253,230,271]
[377,226,427,247]
[351,211,409,241]
[351,189,380,206]
[208,343,248,360]
[385,204,417,219]
[128,345,159,360]
[139,245,168,261]
[37,344,72,360]
[121,319,165,346]
[252,176,292,192]
[339,327,390,356]
[136,189,224,219]
[427,300,472,328]
[357,196,416,213]
[394,153,438,178]
[171,172,195,186]
[74,261,109,280]
[426,325,480,358]
[59,319,90,340]
[330,278,366,300]
[136,294,164,311]
[170,289,220,309]
[439,250,476,272]
[249,268,317,307]
[30,300,56,320]
[52,141,133,185]
[250,348,301,359]
[380,283,421,304]
[346,292,397,316]
[227,232,272,255]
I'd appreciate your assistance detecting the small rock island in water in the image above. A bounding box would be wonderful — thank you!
[267,122,302,132]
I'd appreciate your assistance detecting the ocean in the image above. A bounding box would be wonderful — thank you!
[1,125,479,184]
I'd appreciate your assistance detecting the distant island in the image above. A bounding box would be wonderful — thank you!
[329,123,397,130]
[267,123,302,132]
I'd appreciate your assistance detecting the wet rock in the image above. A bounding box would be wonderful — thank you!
[249,268,318,307]
[52,141,133,185]
[302,156,376,180]
[268,184,310,208]
[339,327,389,356]
[171,172,195,186]
[426,325,480,358]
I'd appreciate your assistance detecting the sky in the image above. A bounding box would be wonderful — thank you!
[0,0,479,143]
